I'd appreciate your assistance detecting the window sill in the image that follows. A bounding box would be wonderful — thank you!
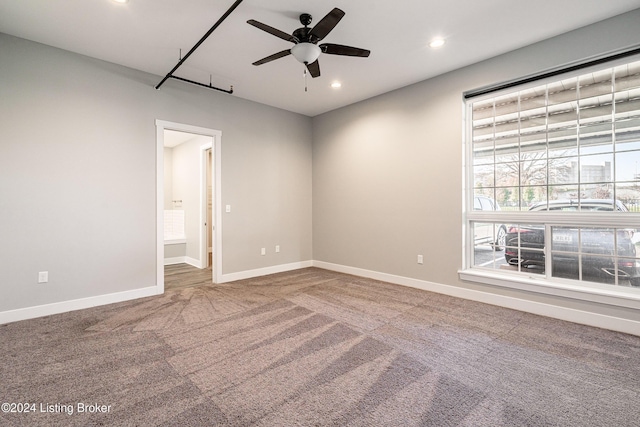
[458,268,640,310]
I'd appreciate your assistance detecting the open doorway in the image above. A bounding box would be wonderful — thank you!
[205,148,213,268]
[156,120,222,293]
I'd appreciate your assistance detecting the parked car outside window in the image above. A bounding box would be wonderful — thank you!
[473,196,507,250]
[504,199,640,286]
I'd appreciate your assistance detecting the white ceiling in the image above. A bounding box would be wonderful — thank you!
[2,0,640,117]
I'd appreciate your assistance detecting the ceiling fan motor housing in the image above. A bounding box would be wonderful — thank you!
[293,26,313,43]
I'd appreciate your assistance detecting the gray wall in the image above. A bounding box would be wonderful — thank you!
[312,10,640,322]
[0,33,312,313]
[2,8,639,323]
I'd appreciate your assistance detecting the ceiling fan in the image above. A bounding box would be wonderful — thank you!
[247,7,370,78]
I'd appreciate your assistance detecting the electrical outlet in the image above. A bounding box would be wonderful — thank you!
[38,271,49,283]
[225,205,231,213]
[261,248,266,256]
[275,245,280,253]
[417,255,424,264]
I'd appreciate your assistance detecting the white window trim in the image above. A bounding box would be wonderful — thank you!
[458,268,640,310]
[460,53,640,309]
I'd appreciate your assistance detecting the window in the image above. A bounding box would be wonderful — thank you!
[463,56,640,299]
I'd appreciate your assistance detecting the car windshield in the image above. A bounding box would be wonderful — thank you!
[545,205,613,211]
[529,200,626,212]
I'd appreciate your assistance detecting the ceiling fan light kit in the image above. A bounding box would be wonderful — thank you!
[291,43,321,64]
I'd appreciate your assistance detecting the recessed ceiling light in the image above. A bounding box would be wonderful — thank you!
[331,82,342,89]
[429,38,445,48]
[112,0,129,4]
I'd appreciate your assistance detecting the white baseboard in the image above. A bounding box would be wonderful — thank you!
[0,286,160,325]
[219,260,313,283]
[5,260,638,336]
[312,261,640,337]
[164,256,202,268]
[185,256,202,269]
[164,256,186,266]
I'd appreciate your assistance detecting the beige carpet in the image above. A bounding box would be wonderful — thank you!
[1,267,639,426]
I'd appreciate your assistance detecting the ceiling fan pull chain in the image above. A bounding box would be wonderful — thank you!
[304,67,308,92]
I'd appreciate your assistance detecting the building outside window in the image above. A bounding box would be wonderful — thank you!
[463,55,640,299]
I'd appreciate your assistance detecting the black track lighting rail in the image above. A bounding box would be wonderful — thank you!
[155,0,243,92]
[167,75,234,94]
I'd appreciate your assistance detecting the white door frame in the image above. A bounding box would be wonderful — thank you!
[156,120,223,292]
[200,142,212,269]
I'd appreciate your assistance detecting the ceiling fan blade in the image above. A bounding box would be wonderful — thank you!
[309,8,345,41]
[320,43,370,57]
[306,60,321,78]
[252,49,292,66]
[247,19,297,43]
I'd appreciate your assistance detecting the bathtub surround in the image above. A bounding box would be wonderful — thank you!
[164,210,187,265]
[164,210,186,244]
